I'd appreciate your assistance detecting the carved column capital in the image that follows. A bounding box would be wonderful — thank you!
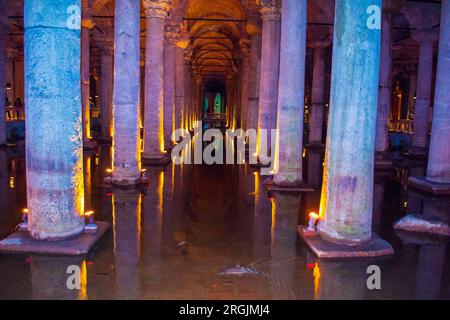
[258,1,281,22]
[239,38,252,57]
[165,22,181,45]
[143,0,172,20]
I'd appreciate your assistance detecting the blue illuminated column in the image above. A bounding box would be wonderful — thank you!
[272,0,307,186]
[424,0,450,185]
[25,0,84,240]
[112,0,141,185]
[318,0,381,245]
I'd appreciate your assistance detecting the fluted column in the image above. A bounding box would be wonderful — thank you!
[111,0,141,185]
[425,0,450,184]
[257,2,281,157]
[409,30,437,156]
[163,22,178,148]
[318,0,382,245]
[97,36,114,140]
[0,16,7,145]
[25,0,84,240]
[143,0,171,160]
[81,6,95,146]
[272,0,307,187]
[308,40,330,146]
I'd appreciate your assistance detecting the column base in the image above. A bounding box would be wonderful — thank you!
[393,214,450,237]
[298,226,394,258]
[104,176,150,188]
[263,178,315,193]
[0,221,110,256]
[406,146,428,159]
[142,154,172,167]
[408,176,450,196]
[374,151,394,170]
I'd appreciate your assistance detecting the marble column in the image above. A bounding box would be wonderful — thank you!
[308,40,330,146]
[111,0,141,186]
[163,23,178,148]
[410,30,437,155]
[375,5,393,155]
[143,0,171,160]
[4,48,17,107]
[81,10,95,146]
[257,2,281,157]
[424,0,450,185]
[240,39,251,130]
[0,17,7,145]
[98,36,114,140]
[273,0,307,187]
[247,31,261,132]
[175,45,185,133]
[318,0,382,245]
[25,0,84,240]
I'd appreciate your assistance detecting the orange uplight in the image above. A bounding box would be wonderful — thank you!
[309,212,320,220]
[84,211,94,217]
[106,168,113,173]
[22,208,29,214]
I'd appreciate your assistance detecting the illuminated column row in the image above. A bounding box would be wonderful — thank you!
[318,0,382,245]
[24,0,85,240]
[273,0,307,187]
[111,0,141,185]
[143,0,171,160]
[97,35,114,140]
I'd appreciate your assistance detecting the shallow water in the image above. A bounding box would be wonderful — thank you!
[0,145,449,300]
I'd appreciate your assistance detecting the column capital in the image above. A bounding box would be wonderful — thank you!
[184,46,193,64]
[257,1,281,22]
[4,47,19,62]
[164,22,181,45]
[239,38,252,57]
[143,0,172,20]
[82,16,96,30]
[412,29,439,44]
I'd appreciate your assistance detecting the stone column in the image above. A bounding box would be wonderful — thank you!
[97,36,114,140]
[25,0,84,240]
[175,45,185,133]
[318,0,382,245]
[4,48,18,107]
[239,39,251,130]
[410,30,437,156]
[424,0,450,185]
[375,5,393,155]
[257,1,281,157]
[183,48,192,131]
[272,0,307,187]
[247,31,261,132]
[163,22,178,148]
[81,7,95,146]
[111,0,141,186]
[308,40,330,146]
[0,16,7,145]
[143,0,171,160]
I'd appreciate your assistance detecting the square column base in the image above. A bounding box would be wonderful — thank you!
[406,147,428,160]
[0,221,110,256]
[142,154,172,167]
[408,176,450,196]
[104,176,150,188]
[298,226,394,258]
[263,178,315,193]
[393,214,450,237]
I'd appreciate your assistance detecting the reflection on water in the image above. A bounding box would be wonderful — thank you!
[0,146,449,300]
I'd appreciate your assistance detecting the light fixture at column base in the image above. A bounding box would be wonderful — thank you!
[393,214,450,237]
[263,178,315,193]
[0,221,110,256]
[408,176,450,196]
[298,226,394,258]
[142,154,172,167]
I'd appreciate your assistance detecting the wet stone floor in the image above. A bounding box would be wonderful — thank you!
[0,145,450,300]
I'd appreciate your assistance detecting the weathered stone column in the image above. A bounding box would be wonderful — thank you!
[318,0,382,245]
[308,40,330,146]
[81,5,95,147]
[0,16,7,145]
[97,36,114,140]
[163,22,178,148]
[143,0,171,160]
[239,39,251,130]
[111,0,141,186]
[425,0,450,184]
[174,45,185,132]
[25,0,84,240]
[409,30,437,156]
[247,28,261,132]
[4,48,18,107]
[257,1,281,157]
[272,0,307,187]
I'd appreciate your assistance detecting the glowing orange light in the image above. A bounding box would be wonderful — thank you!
[84,210,94,217]
[309,212,320,220]
[106,168,113,173]
[22,208,29,214]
